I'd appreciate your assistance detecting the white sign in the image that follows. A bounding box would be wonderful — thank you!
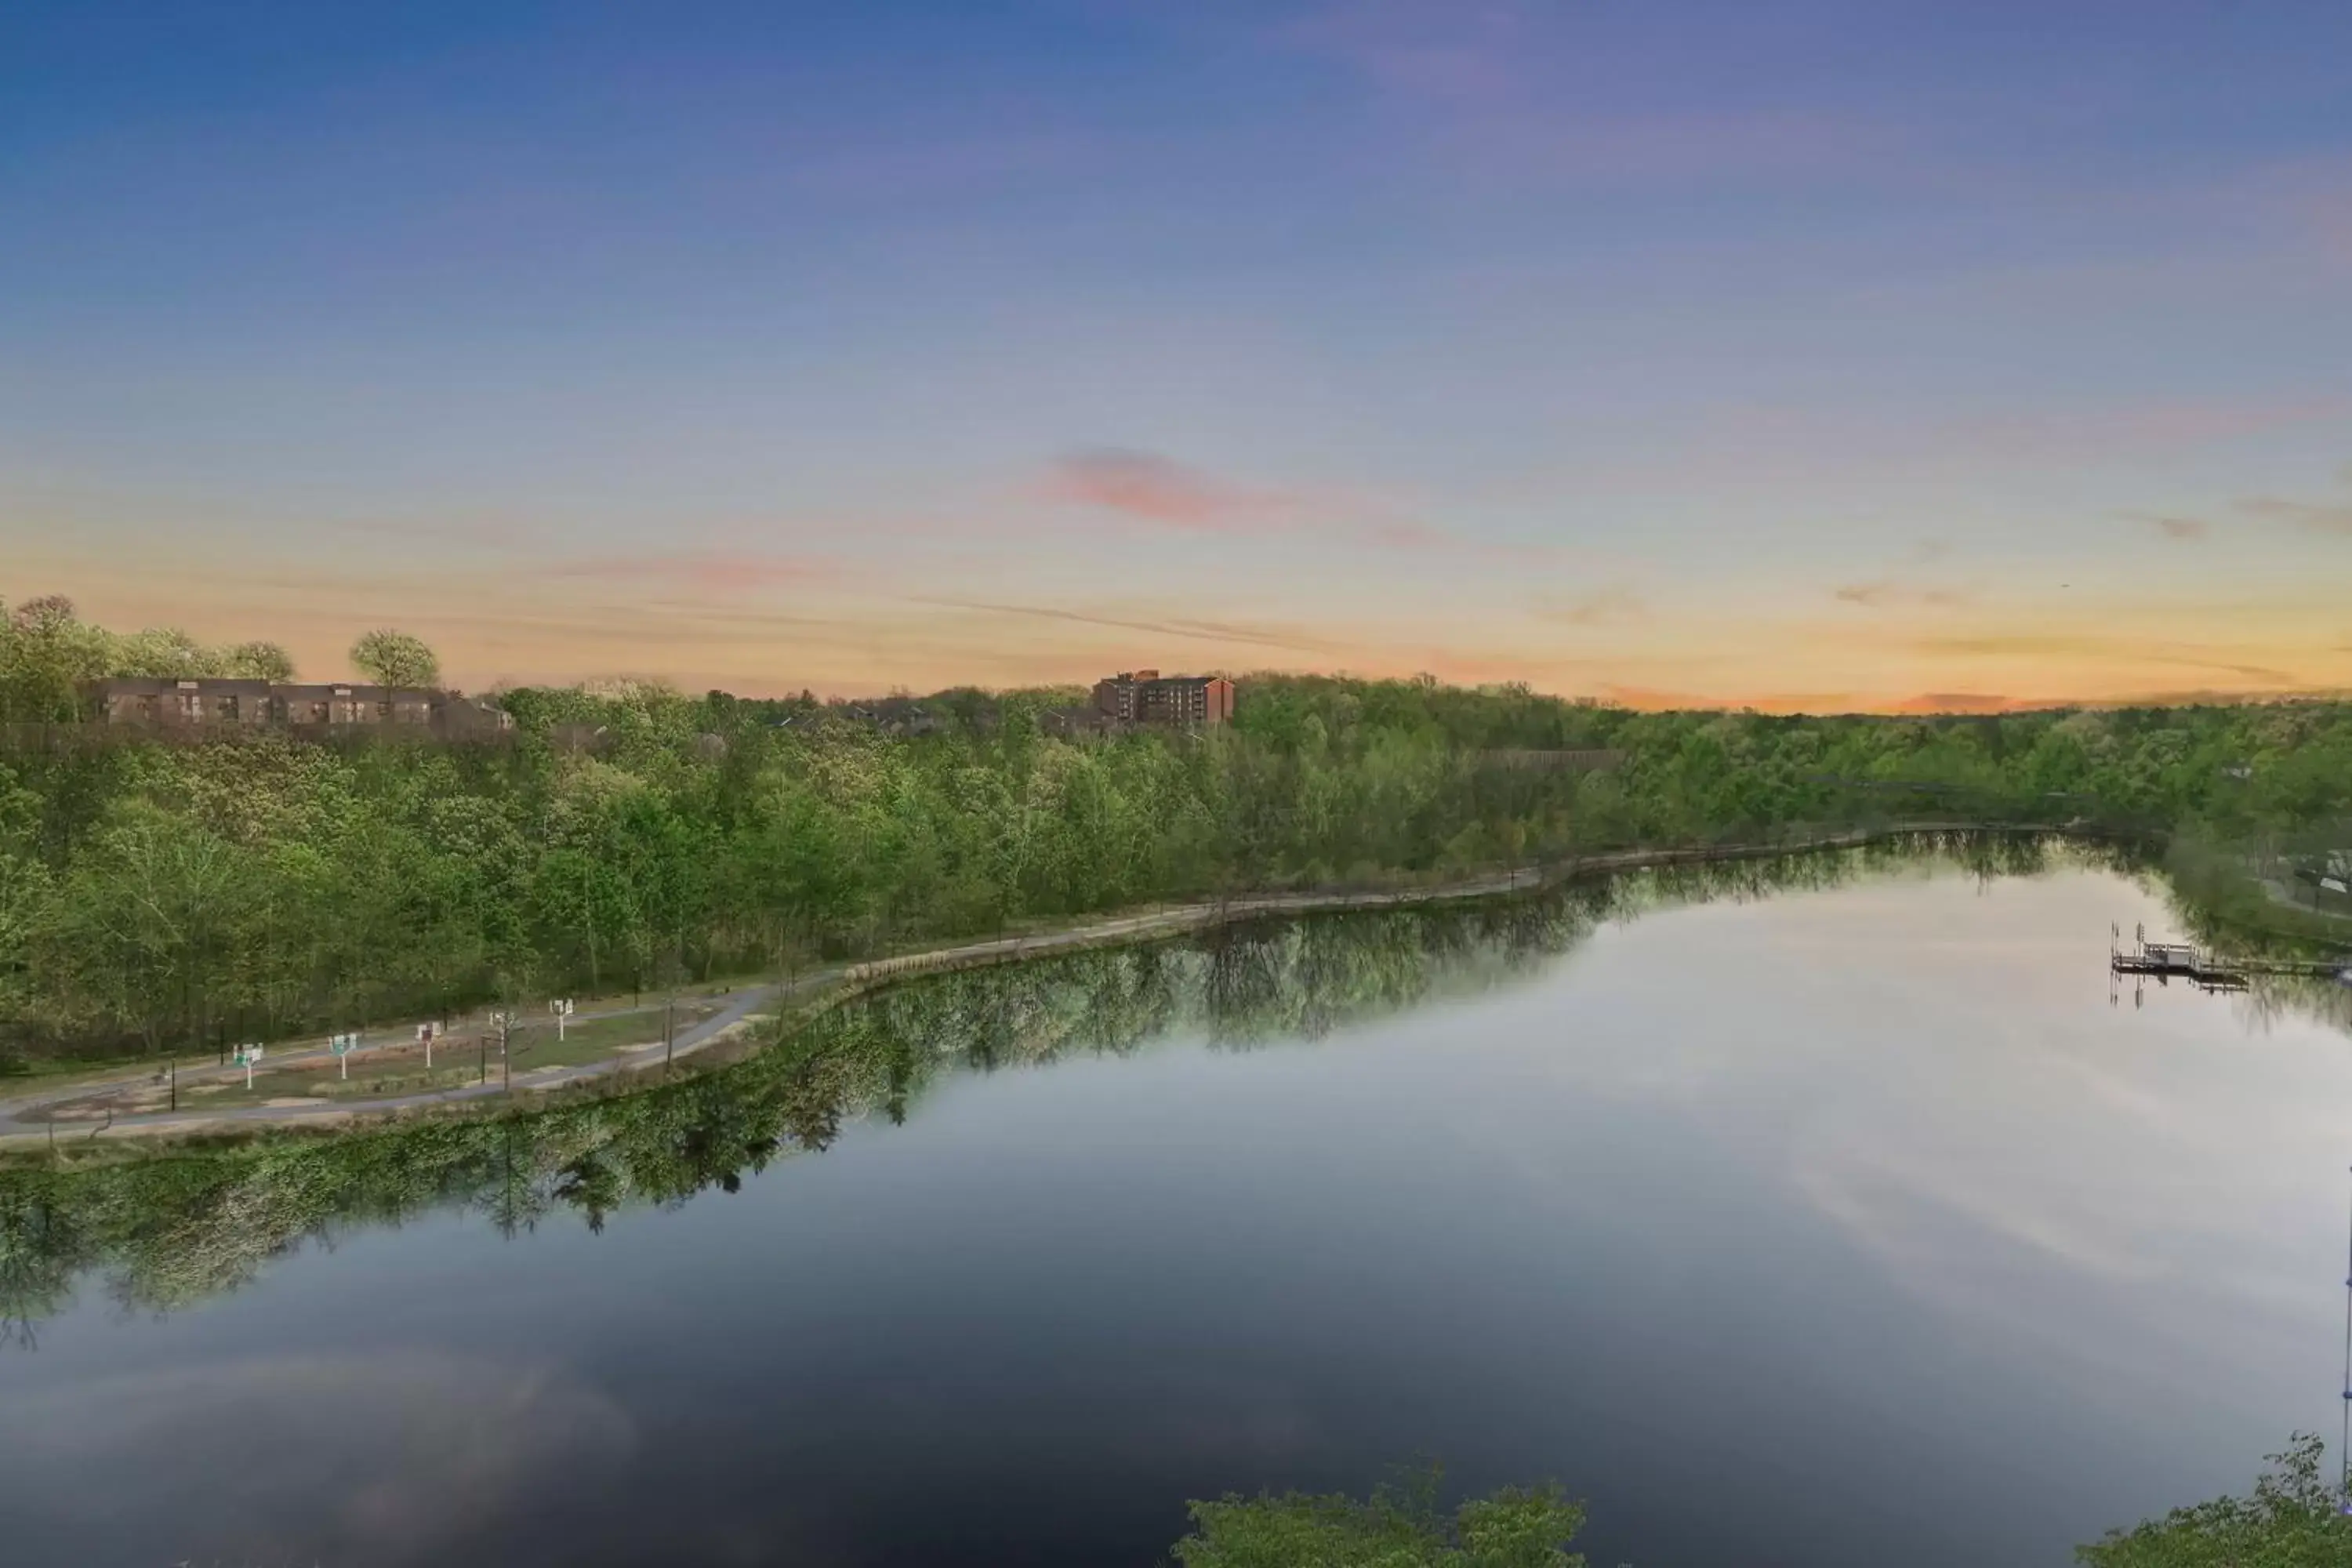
[234,1043,263,1087]
[550,999,574,1040]
[328,1033,359,1055]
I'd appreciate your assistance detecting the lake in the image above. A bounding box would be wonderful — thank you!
[4,840,2350,1566]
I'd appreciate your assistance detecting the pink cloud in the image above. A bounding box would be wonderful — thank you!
[2240,495,2352,535]
[1044,448,1296,532]
[1043,448,1539,561]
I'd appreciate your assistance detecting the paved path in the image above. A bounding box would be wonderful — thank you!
[0,984,803,1142]
[2258,876,2352,925]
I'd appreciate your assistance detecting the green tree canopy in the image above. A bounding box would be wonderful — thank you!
[1173,1468,1592,1568]
[350,628,441,689]
[224,640,297,682]
[2075,1434,2347,1566]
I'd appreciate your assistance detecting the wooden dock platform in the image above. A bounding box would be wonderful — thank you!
[2109,933,2350,993]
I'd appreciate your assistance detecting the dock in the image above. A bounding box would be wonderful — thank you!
[2109,929,2351,993]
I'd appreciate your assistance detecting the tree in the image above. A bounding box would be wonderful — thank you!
[52,807,253,1055]
[0,596,113,721]
[110,626,220,679]
[223,641,297,682]
[2075,1434,2347,1566]
[1173,1466,1592,1568]
[350,629,441,689]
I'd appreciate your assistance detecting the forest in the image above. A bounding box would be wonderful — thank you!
[2,596,2348,1067]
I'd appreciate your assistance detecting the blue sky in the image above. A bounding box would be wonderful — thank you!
[5,2,2350,706]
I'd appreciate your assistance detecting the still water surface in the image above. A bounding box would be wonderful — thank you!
[5,846,2350,1566]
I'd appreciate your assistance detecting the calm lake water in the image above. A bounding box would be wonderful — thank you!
[5,843,2350,1566]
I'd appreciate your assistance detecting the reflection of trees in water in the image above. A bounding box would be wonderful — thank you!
[2236,974,2352,1037]
[0,832,2316,1329]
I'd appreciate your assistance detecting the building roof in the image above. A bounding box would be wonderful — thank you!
[87,677,473,701]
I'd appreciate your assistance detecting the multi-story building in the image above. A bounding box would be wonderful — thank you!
[86,678,513,737]
[1090,670,1236,728]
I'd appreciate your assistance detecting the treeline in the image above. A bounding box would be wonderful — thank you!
[2,598,2349,1065]
[1,594,300,706]
[0,594,448,712]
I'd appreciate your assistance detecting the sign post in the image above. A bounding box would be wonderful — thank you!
[233,1044,264,1089]
[417,1022,435,1069]
[329,1032,359,1080]
[486,1011,513,1088]
[550,998,574,1042]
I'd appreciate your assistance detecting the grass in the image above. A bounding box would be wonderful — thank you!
[0,967,786,1089]
[24,996,732,1118]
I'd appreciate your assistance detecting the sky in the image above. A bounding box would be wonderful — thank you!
[5,1,2350,710]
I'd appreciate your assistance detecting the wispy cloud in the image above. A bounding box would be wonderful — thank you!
[1274,3,1886,186]
[1364,519,1555,564]
[1041,448,1549,562]
[1944,395,2352,461]
[1044,448,1296,532]
[1537,590,1647,627]
[2122,512,2209,541]
[1834,581,1972,609]
[546,553,834,593]
[2239,495,2352,535]
[913,597,1352,657]
[1915,633,2295,685]
[2113,470,2352,542]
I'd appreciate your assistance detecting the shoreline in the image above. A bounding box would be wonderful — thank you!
[0,820,2113,1154]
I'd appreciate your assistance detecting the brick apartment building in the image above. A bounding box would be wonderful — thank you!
[1090,670,1236,728]
[87,677,513,737]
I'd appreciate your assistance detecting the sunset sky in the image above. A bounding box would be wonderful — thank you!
[7,2,2350,710]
